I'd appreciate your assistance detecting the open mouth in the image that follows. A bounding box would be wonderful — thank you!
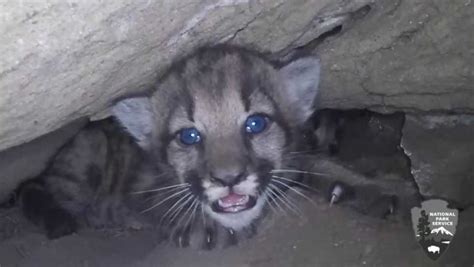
[211,193,257,213]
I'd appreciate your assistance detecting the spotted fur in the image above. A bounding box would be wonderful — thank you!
[20,45,321,248]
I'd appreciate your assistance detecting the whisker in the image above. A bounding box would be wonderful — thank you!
[174,199,197,233]
[288,149,324,154]
[141,188,189,213]
[142,186,190,204]
[171,199,197,247]
[270,169,328,177]
[265,192,277,213]
[266,187,287,216]
[272,175,320,193]
[269,184,302,216]
[264,192,278,213]
[167,194,195,225]
[131,183,190,195]
[271,179,317,205]
[160,192,192,223]
[184,201,199,233]
[273,186,298,218]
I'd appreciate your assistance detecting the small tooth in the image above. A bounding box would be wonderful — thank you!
[329,194,337,207]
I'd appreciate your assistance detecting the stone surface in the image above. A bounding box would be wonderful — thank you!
[2,0,473,152]
[0,0,369,151]
[401,114,474,208]
[1,0,473,203]
[314,0,474,113]
[0,119,85,203]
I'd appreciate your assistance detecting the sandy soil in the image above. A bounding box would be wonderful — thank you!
[1,196,472,267]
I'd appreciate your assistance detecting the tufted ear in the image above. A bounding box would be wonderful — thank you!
[112,96,154,149]
[279,57,321,125]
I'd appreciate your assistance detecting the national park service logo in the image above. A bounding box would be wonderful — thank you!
[411,199,458,261]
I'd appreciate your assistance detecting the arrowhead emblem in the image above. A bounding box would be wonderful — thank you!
[411,199,458,261]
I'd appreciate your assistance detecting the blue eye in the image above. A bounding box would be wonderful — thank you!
[245,114,268,134]
[178,128,201,145]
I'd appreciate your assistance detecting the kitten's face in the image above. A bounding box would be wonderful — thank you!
[165,71,288,230]
[114,46,320,230]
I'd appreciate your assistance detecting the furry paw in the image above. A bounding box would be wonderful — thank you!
[172,226,192,248]
[366,194,397,218]
[327,181,355,206]
[170,225,219,250]
[327,182,398,219]
[168,222,256,250]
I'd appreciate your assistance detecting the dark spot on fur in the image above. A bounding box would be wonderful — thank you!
[20,180,78,239]
[44,208,78,239]
[86,164,102,190]
[48,169,81,184]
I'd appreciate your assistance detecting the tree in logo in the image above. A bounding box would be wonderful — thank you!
[417,210,431,241]
[411,199,459,261]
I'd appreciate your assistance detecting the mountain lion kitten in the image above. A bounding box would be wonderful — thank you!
[20,45,321,249]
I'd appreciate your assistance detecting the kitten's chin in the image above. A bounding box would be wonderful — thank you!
[204,195,266,230]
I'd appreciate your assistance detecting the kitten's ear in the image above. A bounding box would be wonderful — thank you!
[279,57,321,125]
[112,96,154,149]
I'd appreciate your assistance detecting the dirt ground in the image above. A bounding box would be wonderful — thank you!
[0,194,472,267]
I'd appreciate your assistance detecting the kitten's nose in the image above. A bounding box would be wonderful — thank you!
[210,167,245,186]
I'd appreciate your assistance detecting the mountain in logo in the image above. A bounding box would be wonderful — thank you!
[431,226,453,236]
[411,199,459,261]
